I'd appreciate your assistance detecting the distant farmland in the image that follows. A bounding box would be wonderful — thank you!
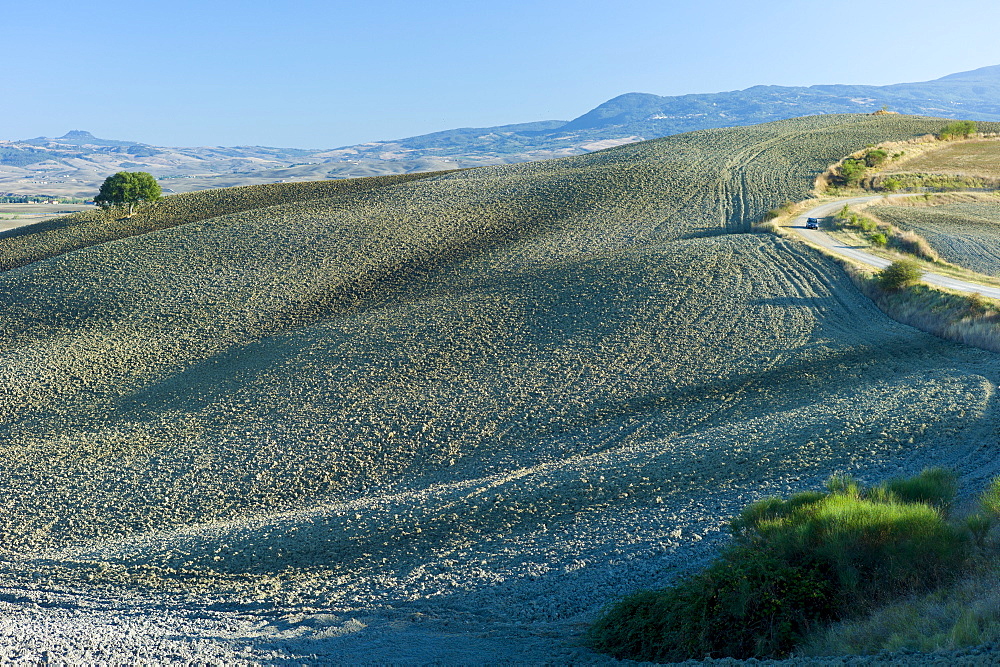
[3,114,1000,662]
[869,199,1000,276]
[887,137,1000,178]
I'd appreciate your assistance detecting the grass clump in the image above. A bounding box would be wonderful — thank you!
[587,469,968,661]
[880,467,957,509]
[799,576,1000,656]
[799,475,1000,656]
[886,230,939,261]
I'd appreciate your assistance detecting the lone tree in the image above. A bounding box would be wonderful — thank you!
[94,171,161,217]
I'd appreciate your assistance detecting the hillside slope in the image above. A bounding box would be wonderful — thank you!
[3,114,1000,662]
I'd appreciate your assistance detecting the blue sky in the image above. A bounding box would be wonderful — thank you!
[7,0,1000,148]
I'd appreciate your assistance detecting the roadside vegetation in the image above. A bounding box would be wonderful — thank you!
[804,197,1000,354]
[589,469,1000,661]
[830,204,940,261]
[858,273,1000,353]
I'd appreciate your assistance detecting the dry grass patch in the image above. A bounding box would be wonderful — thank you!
[848,266,1000,353]
[886,137,1000,179]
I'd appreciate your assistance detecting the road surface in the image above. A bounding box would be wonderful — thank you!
[789,196,1000,300]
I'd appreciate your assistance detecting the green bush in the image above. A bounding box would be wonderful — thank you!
[589,471,970,661]
[840,158,867,186]
[587,547,837,662]
[757,493,967,602]
[865,149,889,168]
[966,292,989,316]
[877,259,922,290]
[869,232,888,246]
[882,178,902,192]
[834,149,891,187]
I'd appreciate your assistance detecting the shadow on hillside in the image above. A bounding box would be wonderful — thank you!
[0,211,90,240]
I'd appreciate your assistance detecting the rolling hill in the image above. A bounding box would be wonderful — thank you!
[3,113,1000,662]
[4,65,1000,198]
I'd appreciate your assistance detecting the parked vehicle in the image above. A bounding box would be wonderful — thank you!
[806,217,820,229]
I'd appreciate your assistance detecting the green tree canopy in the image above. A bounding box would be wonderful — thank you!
[94,171,161,216]
[938,120,977,140]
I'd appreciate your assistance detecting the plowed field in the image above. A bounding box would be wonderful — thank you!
[868,201,1000,276]
[3,114,1000,663]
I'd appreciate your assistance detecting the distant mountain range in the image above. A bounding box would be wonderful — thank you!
[3,64,1000,197]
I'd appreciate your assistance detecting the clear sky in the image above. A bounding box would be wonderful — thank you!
[6,0,1000,148]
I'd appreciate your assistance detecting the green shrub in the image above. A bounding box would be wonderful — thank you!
[865,149,889,168]
[882,178,902,192]
[877,259,922,290]
[840,158,867,186]
[750,492,967,603]
[880,467,957,510]
[856,215,877,232]
[966,292,989,316]
[587,547,837,662]
[589,471,970,661]
[869,232,888,246]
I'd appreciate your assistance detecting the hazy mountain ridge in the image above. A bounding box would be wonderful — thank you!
[4,65,1000,197]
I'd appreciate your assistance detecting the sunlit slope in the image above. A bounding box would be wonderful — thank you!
[0,172,451,272]
[869,201,1000,276]
[0,113,989,564]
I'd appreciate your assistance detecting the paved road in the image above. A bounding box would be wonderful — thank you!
[790,196,1000,299]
